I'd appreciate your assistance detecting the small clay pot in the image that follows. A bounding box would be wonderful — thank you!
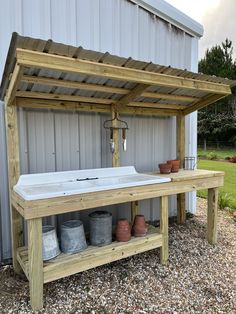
[132,215,147,237]
[159,163,172,174]
[167,159,180,173]
[116,219,131,242]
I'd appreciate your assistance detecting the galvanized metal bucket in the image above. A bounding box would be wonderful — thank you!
[89,211,112,246]
[42,225,60,261]
[60,220,87,253]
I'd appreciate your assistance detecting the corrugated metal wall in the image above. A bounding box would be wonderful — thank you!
[0,0,198,262]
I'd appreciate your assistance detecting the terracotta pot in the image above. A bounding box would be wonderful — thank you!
[158,163,172,174]
[167,159,180,173]
[132,215,147,237]
[116,219,131,242]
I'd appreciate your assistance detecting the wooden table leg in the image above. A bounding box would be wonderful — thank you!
[177,193,186,224]
[11,205,24,274]
[131,201,139,223]
[28,218,43,310]
[207,187,219,244]
[160,195,168,265]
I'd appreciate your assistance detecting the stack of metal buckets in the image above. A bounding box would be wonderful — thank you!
[42,210,112,261]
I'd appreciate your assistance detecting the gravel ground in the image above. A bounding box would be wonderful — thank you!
[0,198,235,314]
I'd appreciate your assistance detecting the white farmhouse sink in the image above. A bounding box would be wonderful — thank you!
[14,166,171,201]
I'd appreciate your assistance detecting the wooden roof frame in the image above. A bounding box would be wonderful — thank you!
[1,42,235,117]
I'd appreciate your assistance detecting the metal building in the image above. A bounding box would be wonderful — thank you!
[0,0,203,262]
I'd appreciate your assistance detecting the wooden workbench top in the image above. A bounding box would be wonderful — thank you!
[151,169,224,182]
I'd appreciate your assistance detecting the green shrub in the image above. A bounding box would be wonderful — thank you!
[218,192,232,210]
[225,156,231,160]
[206,152,218,160]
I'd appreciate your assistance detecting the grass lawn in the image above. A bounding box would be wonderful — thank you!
[198,148,236,159]
[198,159,236,209]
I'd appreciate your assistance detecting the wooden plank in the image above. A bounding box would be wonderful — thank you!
[131,200,139,223]
[17,233,162,283]
[160,195,168,265]
[207,188,219,244]
[44,233,162,283]
[16,176,224,220]
[183,94,228,115]
[20,75,199,102]
[16,91,116,105]
[16,49,232,95]
[28,218,43,310]
[142,92,198,103]
[4,64,24,105]
[16,97,110,113]
[156,169,224,182]
[128,102,186,110]
[16,97,180,116]
[176,114,186,224]
[21,74,129,95]
[5,101,23,274]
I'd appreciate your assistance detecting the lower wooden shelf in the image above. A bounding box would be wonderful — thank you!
[17,231,162,283]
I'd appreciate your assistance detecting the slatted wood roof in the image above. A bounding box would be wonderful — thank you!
[1,33,236,116]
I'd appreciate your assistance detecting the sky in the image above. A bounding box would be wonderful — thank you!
[165,0,236,60]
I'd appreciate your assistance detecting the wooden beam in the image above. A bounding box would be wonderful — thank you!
[183,94,228,115]
[5,101,23,274]
[131,201,139,224]
[16,97,180,116]
[20,74,199,102]
[176,114,186,224]
[16,91,116,105]
[128,102,186,110]
[115,84,148,107]
[16,49,232,95]
[4,64,24,105]
[21,74,129,95]
[16,98,110,113]
[142,92,198,103]
[111,106,120,167]
[207,187,219,244]
[28,218,43,310]
[160,195,168,265]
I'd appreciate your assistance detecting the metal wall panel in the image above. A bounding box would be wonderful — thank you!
[0,0,198,261]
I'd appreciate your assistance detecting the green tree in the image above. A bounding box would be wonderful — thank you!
[198,39,236,149]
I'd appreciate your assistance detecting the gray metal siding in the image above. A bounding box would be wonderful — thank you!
[0,0,198,261]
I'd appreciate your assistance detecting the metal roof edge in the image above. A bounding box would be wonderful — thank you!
[130,0,204,38]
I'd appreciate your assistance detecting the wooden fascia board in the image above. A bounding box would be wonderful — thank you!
[16,97,180,116]
[4,64,24,105]
[183,94,229,115]
[20,75,199,102]
[16,48,232,95]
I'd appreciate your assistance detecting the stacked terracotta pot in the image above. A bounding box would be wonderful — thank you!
[115,214,147,242]
[159,159,180,173]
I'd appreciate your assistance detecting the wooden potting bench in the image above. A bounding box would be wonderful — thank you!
[1,34,235,310]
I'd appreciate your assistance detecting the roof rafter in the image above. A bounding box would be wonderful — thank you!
[20,74,198,103]
[16,48,232,95]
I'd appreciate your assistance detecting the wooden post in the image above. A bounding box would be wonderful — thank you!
[176,114,186,224]
[111,106,120,167]
[28,218,43,310]
[131,200,139,223]
[160,195,168,265]
[5,101,23,274]
[207,188,219,244]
